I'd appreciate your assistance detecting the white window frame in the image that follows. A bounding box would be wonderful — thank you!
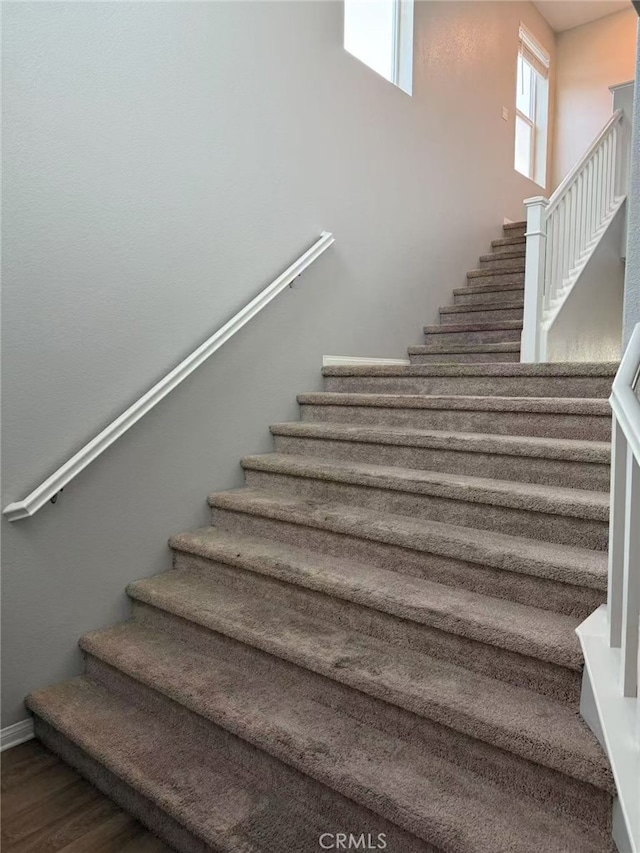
[514,24,550,188]
[344,0,414,96]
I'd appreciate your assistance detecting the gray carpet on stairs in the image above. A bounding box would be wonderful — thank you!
[26,221,618,852]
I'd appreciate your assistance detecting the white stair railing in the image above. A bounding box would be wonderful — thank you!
[3,231,335,521]
[577,324,640,853]
[522,109,631,362]
[608,322,640,701]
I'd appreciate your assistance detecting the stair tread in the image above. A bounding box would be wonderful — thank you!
[297,392,611,415]
[64,624,611,853]
[209,488,607,589]
[467,268,525,280]
[269,421,610,462]
[504,221,527,230]
[26,677,419,853]
[408,343,521,355]
[424,320,523,333]
[127,545,611,790]
[479,250,526,262]
[453,282,524,295]
[440,300,524,314]
[321,362,618,377]
[492,236,526,248]
[240,452,609,521]
[168,527,582,668]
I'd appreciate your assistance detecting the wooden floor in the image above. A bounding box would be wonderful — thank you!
[1,739,172,852]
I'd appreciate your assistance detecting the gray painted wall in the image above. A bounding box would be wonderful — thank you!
[623,21,640,344]
[1,0,555,727]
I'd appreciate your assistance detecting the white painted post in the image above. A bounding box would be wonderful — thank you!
[521,196,548,362]
[621,451,640,697]
[608,415,628,648]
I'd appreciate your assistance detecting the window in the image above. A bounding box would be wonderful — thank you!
[344,0,414,95]
[514,24,550,187]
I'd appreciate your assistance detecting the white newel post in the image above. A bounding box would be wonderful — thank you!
[521,196,548,363]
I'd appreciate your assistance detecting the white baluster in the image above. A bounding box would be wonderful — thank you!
[606,129,615,209]
[579,171,586,255]
[544,210,553,311]
[621,450,640,697]
[608,415,628,649]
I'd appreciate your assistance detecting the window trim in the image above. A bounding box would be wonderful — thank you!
[514,24,550,187]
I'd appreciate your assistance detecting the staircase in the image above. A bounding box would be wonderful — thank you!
[26,221,621,853]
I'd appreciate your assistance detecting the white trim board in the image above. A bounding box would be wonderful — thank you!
[576,606,639,853]
[1,718,35,752]
[322,356,410,367]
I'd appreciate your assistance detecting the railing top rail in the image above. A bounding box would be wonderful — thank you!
[611,323,640,464]
[3,231,335,522]
[547,109,624,216]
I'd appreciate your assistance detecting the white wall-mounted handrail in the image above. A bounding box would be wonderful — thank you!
[3,231,335,521]
[521,109,631,362]
[607,322,640,698]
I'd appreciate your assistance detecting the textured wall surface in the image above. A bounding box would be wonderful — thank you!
[1,0,554,727]
[552,8,637,187]
[623,26,640,345]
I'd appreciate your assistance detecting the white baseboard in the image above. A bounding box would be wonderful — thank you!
[323,355,410,367]
[1,718,34,751]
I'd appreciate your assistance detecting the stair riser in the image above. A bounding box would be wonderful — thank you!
[323,375,613,398]
[424,328,522,344]
[453,288,524,305]
[441,306,523,324]
[300,403,611,440]
[123,596,610,833]
[479,257,526,271]
[163,556,581,707]
[503,225,527,238]
[493,239,526,253]
[409,351,521,364]
[467,272,525,286]
[212,505,604,619]
[243,469,608,550]
[272,435,610,491]
[81,654,426,852]
[33,718,211,853]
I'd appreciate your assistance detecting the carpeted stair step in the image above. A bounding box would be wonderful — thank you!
[440,301,524,325]
[125,552,613,818]
[478,249,526,269]
[166,530,612,787]
[408,342,521,364]
[423,320,523,345]
[492,235,526,252]
[170,528,600,706]
[239,454,609,549]
[269,421,610,490]
[27,677,427,853]
[453,282,525,305]
[74,617,614,851]
[477,257,525,273]
[298,392,612,439]
[503,220,527,238]
[209,488,607,618]
[322,362,617,397]
[466,268,525,286]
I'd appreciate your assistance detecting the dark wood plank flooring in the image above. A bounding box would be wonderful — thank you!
[1,739,172,852]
